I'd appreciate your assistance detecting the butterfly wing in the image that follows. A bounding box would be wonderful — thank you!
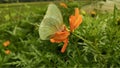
[39,4,64,40]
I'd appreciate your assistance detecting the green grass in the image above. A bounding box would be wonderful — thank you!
[0,1,120,68]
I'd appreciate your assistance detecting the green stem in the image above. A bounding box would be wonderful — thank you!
[72,33,100,54]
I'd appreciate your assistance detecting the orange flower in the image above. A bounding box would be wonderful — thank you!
[50,8,82,53]
[50,26,70,53]
[3,40,10,47]
[69,8,82,32]
[5,50,11,55]
[60,2,67,8]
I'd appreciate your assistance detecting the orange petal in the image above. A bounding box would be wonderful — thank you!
[69,8,82,32]
[3,40,10,47]
[75,8,79,17]
[50,39,55,43]
[50,27,70,53]
[61,38,68,53]
[74,15,82,29]
[5,50,11,55]
[60,2,67,8]
[50,29,70,43]
[50,38,61,43]
[69,15,76,32]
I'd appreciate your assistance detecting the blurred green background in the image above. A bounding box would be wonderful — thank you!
[0,0,120,68]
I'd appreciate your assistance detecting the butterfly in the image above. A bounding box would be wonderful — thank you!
[39,3,65,40]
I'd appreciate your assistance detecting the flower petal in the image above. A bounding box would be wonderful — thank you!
[3,40,10,47]
[69,15,76,32]
[75,8,79,17]
[74,15,82,29]
[50,31,69,43]
[50,26,70,43]
[61,38,68,53]
[5,50,11,55]
[50,27,70,53]
[60,2,67,8]
[69,8,82,32]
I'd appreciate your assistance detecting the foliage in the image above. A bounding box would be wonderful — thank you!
[0,1,120,68]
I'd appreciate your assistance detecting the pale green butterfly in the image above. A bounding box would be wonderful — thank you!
[39,3,65,40]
